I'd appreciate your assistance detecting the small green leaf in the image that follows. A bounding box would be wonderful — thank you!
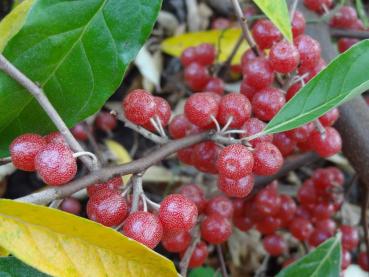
[356,0,369,28]
[0,257,50,277]
[253,0,292,42]
[264,39,369,134]
[277,234,341,277]
[189,267,221,277]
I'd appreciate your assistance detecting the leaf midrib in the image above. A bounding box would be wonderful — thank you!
[310,237,340,276]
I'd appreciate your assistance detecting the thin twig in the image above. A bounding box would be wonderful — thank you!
[0,156,12,166]
[330,28,369,39]
[0,55,97,171]
[144,195,161,210]
[216,245,229,277]
[131,173,144,212]
[215,34,244,76]
[180,230,201,276]
[289,0,299,20]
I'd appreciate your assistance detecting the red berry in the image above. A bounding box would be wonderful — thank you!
[312,202,335,220]
[254,185,281,216]
[277,195,297,225]
[308,229,331,247]
[252,87,286,121]
[181,47,197,66]
[330,6,357,29]
[256,215,282,234]
[192,141,220,174]
[71,123,88,141]
[123,89,156,125]
[263,234,286,256]
[319,108,339,126]
[315,219,336,235]
[35,143,77,186]
[232,199,245,217]
[253,142,283,176]
[309,127,342,157]
[44,132,67,145]
[234,214,254,232]
[303,0,333,13]
[297,180,317,206]
[211,18,231,30]
[273,132,296,156]
[159,194,198,232]
[60,197,81,215]
[200,214,232,244]
[341,249,352,270]
[168,114,202,139]
[87,176,123,196]
[313,167,344,192]
[241,118,273,147]
[340,225,359,251]
[143,97,171,132]
[87,190,128,226]
[184,63,210,91]
[337,38,359,53]
[204,77,224,95]
[217,144,254,179]
[269,40,300,73]
[358,251,369,271]
[252,19,282,49]
[292,11,305,38]
[241,49,257,69]
[295,206,312,220]
[122,211,163,249]
[184,92,219,128]
[218,174,254,198]
[240,79,258,100]
[206,195,234,219]
[180,241,208,268]
[195,43,216,66]
[217,93,252,128]
[289,217,314,241]
[161,230,191,253]
[177,147,194,165]
[95,111,117,131]
[177,184,207,213]
[294,35,321,70]
[10,133,46,171]
[286,82,302,101]
[243,58,274,90]
[286,123,314,143]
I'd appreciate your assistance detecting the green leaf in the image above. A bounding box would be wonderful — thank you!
[277,234,341,277]
[264,39,369,134]
[0,257,49,277]
[189,267,221,277]
[0,0,162,157]
[253,0,292,42]
[356,0,369,28]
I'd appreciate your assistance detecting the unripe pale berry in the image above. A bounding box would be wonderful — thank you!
[159,194,198,232]
[253,142,283,176]
[217,93,252,128]
[200,214,232,244]
[122,211,163,249]
[123,89,156,125]
[35,143,77,186]
[10,133,46,171]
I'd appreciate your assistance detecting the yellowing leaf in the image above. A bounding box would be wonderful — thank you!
[105,139,132,183]
[0,246,9,257]
[0,199,177,277]
[161,28,249,65]
[0,0,34,52]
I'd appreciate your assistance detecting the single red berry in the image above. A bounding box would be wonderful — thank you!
[269,40,300,73]
[232,198,245,217]
[254,185,281,216]
[256,216,282,235]
[286,82,302,101]
[341,249,352,270]
[253,142,283,176]
[87,176,123,196]
[200,214,232,244]
[180,47,197,66]
[95,111,117,131]
[337,38,359,53]
[211,18,232,30]
[310,127,342,157]
[295,206,312,220]
[35,143,77,186]
[195,43,216,66]
[358,251,369,271]
[10,133,46,171]
[184,63,210,91]
[143,96,171,132]
[246,199,267,223]
[218,174,254,198]
[273,132,296,157]
[243,58,274,90]
[298,57,326,82]
[303,0,333,13]
[319,108,339,126]
[297,180,317,206]
[292,11,306,38]
[314,218,337,235]
[241,49,257,70]
[123,89,156,125]
[60,197,81,215]
[252,19,282,49]
[71,123,88,141]
[168,114,202,139]
[204,77,224,95]
[294,35,321,70]
[252,87,286,121]
[330,6,358,29]
[184,92,219,128]
[161,230,191,253]
[87,190,128,226]
[159,194,198,232]
[206,195,234,219]
[241,117,273,147]
[313,167,344,192]
[263,234,286,256]
[277,195,297,225]
[177,184,207,213]
[44,132,67,145]
[177,147,194,165]
[180,241,208,268]
[192,141,220,174]
[340,225,359,251]
[122,211,163,249]
[286,123,314,143]
[240,79,258,100]
[289,217,314,241]
[217,93,252,128]
[312,202,335,220]
[234,214,254,232]
[308,229,332,247]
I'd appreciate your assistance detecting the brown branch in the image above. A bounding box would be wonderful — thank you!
[215,33,243,76]
[16,132,210,204]
[130,173,144,212]
[229,0,259,56]
[216,244,229,277]
[330,28,369,39]
[0,55,97,171]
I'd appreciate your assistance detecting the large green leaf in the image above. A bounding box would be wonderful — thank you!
[0,0,162,157]
[0,257,49,277]
[253,0,292,42]
[277,235,341,277]
[264,39,369,134]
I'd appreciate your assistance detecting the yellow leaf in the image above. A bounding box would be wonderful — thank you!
[161,28,249,65]
[0,246,9,257]
[105,139,132,183]
[0,0,34,52]
[0,199,177,277]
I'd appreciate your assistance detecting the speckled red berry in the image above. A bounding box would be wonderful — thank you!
[143,96,171,132]
[87,176,123,196]
[123,89,156,125]
[252,87,285,121]
[180,47,197,66]
[241,117,274,147]
[273,132,296,157]
[200,214,232,244]
[289,217,314,241]
[340,225,359,251]
[263,234,286,256]
[217,93,252,128]
[319,108,339,126]
[254,185,281,216]
[292,11,306,38]
[309,127,342,157]
[218,175,254,198]
[195,43,216,66]
[330,6,357,29]
[177,184,207,213]
[303,0,333,13]
[35,143,77,186]
[253,142,283,176]
[252,19,282,49]
[269,40,300,74]
[10,133,46,171]
[240,79,258,100]
[294,35,321,70]
[184,63,210,91]
[243,58,274,90]
[204,77,224,95]
[161,230,191,253]
[256,216,282,235]
[44,132,67,145]
[192,141,220,174]
[308,229,332,247]
[95,111,117,131]
[277,195,297,225]
[206,195,234,219]
[180,241,208,268]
